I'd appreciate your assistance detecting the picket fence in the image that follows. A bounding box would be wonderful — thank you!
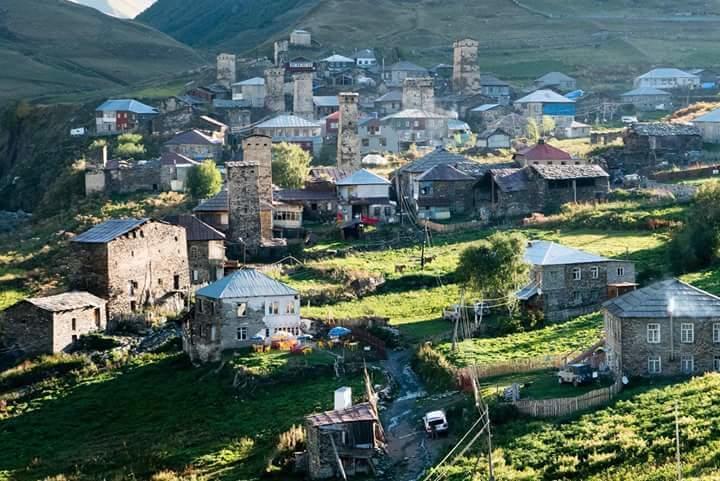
[457,354,572,383]
[511,380,623,418]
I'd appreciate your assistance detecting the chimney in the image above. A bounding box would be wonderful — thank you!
[334,386,352,410]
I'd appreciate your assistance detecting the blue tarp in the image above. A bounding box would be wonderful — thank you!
[564,89,584,100]
[543,103,576,116]
[328,326,352,337]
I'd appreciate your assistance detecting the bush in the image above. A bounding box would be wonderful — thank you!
[412,343,457,392]
[0,353,91,390]
[272,142,311,188]
[72,333,121,352]
[670,181,720,274]
[186,159,222,200]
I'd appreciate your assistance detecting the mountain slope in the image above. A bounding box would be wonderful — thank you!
[0,0,204,101]
[69,0,156,18]
[139,0,720,87]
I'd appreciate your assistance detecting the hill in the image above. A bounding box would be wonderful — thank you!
[69,0,157,18]
[139,0,720,89]
[0,0,204,101]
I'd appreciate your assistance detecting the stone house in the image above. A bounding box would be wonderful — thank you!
[514,89,576,129]
[95,99,158,134]
[85,158,161,196]
[476,128,511,149]
[413,164,476,220]
[290,29,312,47]
[604,279,720,377]
[320,54,355,74]
[513,139,580,166]
[623,123,703,169]
[0,292,107,356]
[358,116,385,154]
[275,188,338,222]
[160,152,200,192]
[212,99,252,134]
[517,240,636,322]
[563,121,591,139]
[481,74,512,105]
[373,109,451,153]
[337,169,395,223]
[231,77,266,107]
[533,72,577,92]
[634,68,700,90]
[323,111,340,138]
[165,215,226,286]
[184,269,304,362]
[193,189,229,233]
[691,108,720,144]
[313,96,340,118]
[305,387,384,479]
[382,61,429,87]
[620,87,672,111]
[70,219,190,323]
[164,130,224,162]
[253,114,323,155]
[374,90,403,116]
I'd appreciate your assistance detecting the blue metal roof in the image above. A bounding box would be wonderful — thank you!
[196,269,298,299]
[524,240,609,266]
[96,99,158,114]
[72,219,150,244]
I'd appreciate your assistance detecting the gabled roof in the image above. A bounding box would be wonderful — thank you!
[478,128,510,139]
[417,164,474,182]
[165,130,222,146]
[353,49,376,60]
[525,240,609,266]
[629,123,700,137]
[447,119,471,130]
[621,87,671,97]
[603,279,720,318]
[337,169,390,186]
[24,291,106,312]
[471,103,501,112]
[637,68,698,80]
[481,74,510,87]
[490,168,528,192]
[274,188,338,202]
[233,77,265,86]
[96,99,158,114]
[313,96,340,107]
[322,54,355,63]
[398,147,512,178]
[530,164,609,180]
[72,219,151,244]
[375,90,402,102]
[692,108,720,123]
[306,402,378,427]
[160,152,199,166]
[213,99,251,109]
[516,141,572,161]
[535,72,575,83]
[164,214,225,241]
[515,89,575,104]
[196,269,297,299]
[256,115,321,129]
[389,61,427,72]
[193,189,229,212]
[308,166,349,184]
[381,109,447,120]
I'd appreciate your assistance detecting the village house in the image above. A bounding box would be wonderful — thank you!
[691,108,720,143]
[320,54,355,73]
[184,269,305,362]
[623,123,703,168]
[564,121,591,139]
[353,49,377,68]
[164,130,224,162]
[212,99,252,134]
[231,77,266,108]
[374,90,403,116]
[193,189,229,233]
[514,89,576,129]
[160,152,200,192]
[690,68,719,89]
[358,116,385,154]
[70,219,190,323]
[634,68,700,90]
[513,139,582,166]
[275,188,338,222]
[84,158,161,196]
[373,109,451,153]
[480,74,512,105]
[305,386,384,479]
[290,29,312,47]
[476,128,512,149]
[188,83,231,103]
[253,114,323,155]
[0,292,107,356]
[469,104,506,128]
[95,99,158,134]
[337,169,396,224]
[165,215,226,286]
[382,61,429,87]
[413,164,476,220]
[517,240,636,322]
[322,111,340,137]
[533,72,577,92]
[313,96,340,118]
[620,87,672,111]
[604,279,720,377]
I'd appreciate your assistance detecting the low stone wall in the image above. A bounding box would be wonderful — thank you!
[650,164,720,183]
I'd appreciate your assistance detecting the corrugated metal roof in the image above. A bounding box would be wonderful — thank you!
[337,169,390,186]
[196,269,297,299]
[25,291,106,312]
[165,130,222,146]
[306,402,378,427]
[536,72,575,83]
[603,279,720,318]
[313,96,339,107]
[692,108,720,123]
[322,54,354,63]
[213,99,251,109]
[516,283,539,301]
[193,190,229,212]
[471,103,501,112]
[353,49,376,60]
[72,218,150,244]
[381,109,447,120]
[621,87,671,97]
[524,240,609,266]
[160,152,199,166]
[447,119,470,130]
[637,68,698,80]
[389,61,427,72]
[375,90,402,102]
[165,214,225,241]
[233,77,265,86]
[256,115,321,129]
[515,89,575,104]
[274,188,338,202]
[96,99,158,114]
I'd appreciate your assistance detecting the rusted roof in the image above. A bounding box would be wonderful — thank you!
[306,402,378,427]
[164,214,225,241]
[516,141,572,161]
[530,164,609,180]
[25,291,106,312]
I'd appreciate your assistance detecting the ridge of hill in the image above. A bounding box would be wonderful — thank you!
[0,0,205,101]
[139,0,720,89]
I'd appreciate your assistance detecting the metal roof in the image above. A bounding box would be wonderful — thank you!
[480,74,510,87]
[256,115,321,129]
[637,68,698,80]
[621,87,671,97]
[417,164,474,182]
[516,141,572,161]
[96,99,158,114]
[193,189,229,212]
[164,214,225,241]
[471,103,501,112]
[516,283,539,301]
[447,119,471,130]
[274,188,338,202]
[313,96,340,107]
[530,164,609,180]
[322,54,355,63]
[165,130,222,146]
[337,169,390,186]
[306,402,378,427]
[375,90,402,102]
[535,72,575,83]
[160,152,199,166]
[233,77,265,86]
[24,291,106,312]
[515,89,575,104]
[692,108,720,123]
[72,219,150,243]
[524,240,609,266]
[196,269,297,299]
[213,99,251,109]
[603,279,720,319]
[353,49,376,60]
[389,61,427,72]
[381,109,447,121]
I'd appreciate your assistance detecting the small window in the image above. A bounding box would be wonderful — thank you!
[714,356,720,372]
[94,308,101,328]
[237,327,248,341]
[237,303,247,317]
[71,318,77,331]
[681,355,694,374]
[590,266,599,279]
[617,266,625,277]
[190,246,200,259]
[286,302,296,314]
[573,291,582,304]
[269,302,279,315]
[681,323,694,344]
[647,323,661,344]
[158,278,163,286]
[192,270,199,282]
[198,299,205,314]
[648,355,662,374]
[130,300,138,312]
[71,335,78,344]
[713,322,720,343]
[173,275,180,290]
[572,267,581,281]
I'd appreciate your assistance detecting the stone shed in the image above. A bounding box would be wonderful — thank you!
[623,123,703,170]
[1,292,106,355]
[165,214,226,287]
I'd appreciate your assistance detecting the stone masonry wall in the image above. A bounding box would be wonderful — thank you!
[293,72,315,120]
[452,39,481,95]
[0,302,53,355]
[265,68,286,113]
[52,306,106,352]
[217,53,237,88]
[337,93,361,172]
[402,78,435,112]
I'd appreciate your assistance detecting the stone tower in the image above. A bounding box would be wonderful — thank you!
[216,53,237,88]
[402,77,435,112]
[293,72,315,120]
[337,93,361,172]
[452,38,481,95]
[227,135,273,253]
[264,67,286,113]
[274,40,289,66]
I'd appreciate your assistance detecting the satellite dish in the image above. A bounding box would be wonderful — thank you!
[621,375,629,385]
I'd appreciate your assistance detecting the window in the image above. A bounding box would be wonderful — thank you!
[715,356,720,372]
[617,266,625,277]
[681,355,694,374]
[714,323,720,343]
[286,302,296,314]
[158,278,163,286]
[193,270,199,282]
[210,326,216,341]
[190,246,199,259]
[237,327,248,341]
[270,302,279,315]
[72,335,78,344]
[572,267,581,281]
[647,323,661,344]
[362,138,369,147]
[71,318,77,331]
[173,275,180,290]
[681,323,694,343]
[94,308,101,328]
[648,355,662,374]
[237,303,247,317]
[130,300,137,312]
[198,299,205,313]
[590,266,599,279]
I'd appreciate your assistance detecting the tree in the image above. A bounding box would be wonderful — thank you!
[527,118,540,142]
[670,181,720,274]
[455,232,529,305]
[113,133,145,159]
[186,159,222,200]
[272,142,311,188]
[541,116,556,137]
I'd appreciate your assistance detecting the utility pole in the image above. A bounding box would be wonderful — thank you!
[420,224,428,270]
[675,402,683,481]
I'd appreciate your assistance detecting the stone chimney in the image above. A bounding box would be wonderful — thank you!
[264,67,286,113]
[337,92,361,172]
[402,77,435,112]
[293,72,315,120]
[216,53,237,88]
[452,38,481,95]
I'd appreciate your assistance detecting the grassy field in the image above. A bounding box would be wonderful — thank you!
[0,351,365,481]
[478,368,614,401]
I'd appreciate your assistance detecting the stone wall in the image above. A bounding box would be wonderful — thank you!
[402,77,435,111]
[264,68,286,113]
[337,93,361,172]
[52,306,106,352]
[293,72,315,120]
[189,239,225,286]
[417,179,475,214]
[274,40,289,66]
[452,39,481,95]
[165,143,223,162]
[217,53,237,87]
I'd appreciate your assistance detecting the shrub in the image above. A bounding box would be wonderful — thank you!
[186,160,222,200]
[0,353,91,390]
[412,342,457,392]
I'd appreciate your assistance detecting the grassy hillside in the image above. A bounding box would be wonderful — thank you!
[0,0,204,101]
[140,0,720,90]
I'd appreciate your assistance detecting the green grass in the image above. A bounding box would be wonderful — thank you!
[227,349,337,376]
[0,268,27,311]
[436,313,603,367]
[478,368,614,401]
[0,352,364,481]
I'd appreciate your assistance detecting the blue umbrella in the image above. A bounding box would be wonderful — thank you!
[251,334,265,342]
[297,334,314,340]
[328,326,352,338]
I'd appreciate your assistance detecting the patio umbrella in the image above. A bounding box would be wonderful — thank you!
[297,334,314,340]
[328,326,352,338]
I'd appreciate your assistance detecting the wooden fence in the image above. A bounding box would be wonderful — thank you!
[418,219,485,233]
[456,354,573,386]
[511,381,622,418]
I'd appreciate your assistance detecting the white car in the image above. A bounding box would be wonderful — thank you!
[423,410,449,437]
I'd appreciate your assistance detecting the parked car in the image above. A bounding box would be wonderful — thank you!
[423,410,449,437]
[557,363,595,387]
[621,116,638,124]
